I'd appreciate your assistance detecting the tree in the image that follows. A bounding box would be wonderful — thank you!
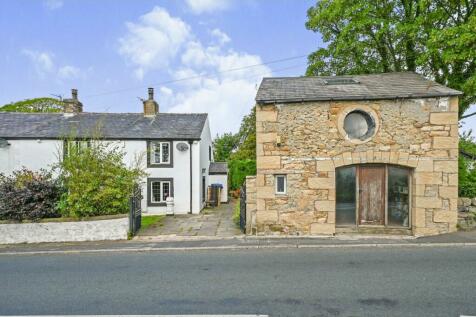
[231,106,256,160]
[0,97,64,112]
[213,133,239,162]
[57,139,144,218]
[306,0,475,117]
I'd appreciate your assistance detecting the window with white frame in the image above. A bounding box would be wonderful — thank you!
[150,180,171,203]
[151,141,170,164]
[275,175,287,194]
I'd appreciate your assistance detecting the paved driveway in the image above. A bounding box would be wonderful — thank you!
[138,199,243,238]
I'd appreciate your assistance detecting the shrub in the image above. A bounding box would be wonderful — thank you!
[57,139,144,218]
[228,159,256,190]
[0,168,62,221]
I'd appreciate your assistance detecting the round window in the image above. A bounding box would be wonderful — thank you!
[343,110,375,140]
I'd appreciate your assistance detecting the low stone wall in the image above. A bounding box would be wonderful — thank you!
[0,217,129,244]
[457,197,476,230]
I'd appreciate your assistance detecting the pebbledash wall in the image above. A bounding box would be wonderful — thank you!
[247,96,459,236]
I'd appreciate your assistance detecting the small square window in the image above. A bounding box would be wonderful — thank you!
[275,175,286,194]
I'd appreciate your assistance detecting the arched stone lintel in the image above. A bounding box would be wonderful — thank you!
[326,151,418,169]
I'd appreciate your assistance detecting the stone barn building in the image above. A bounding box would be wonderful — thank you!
[246,72,462,237]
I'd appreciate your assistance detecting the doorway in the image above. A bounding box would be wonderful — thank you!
[336,164,411,228]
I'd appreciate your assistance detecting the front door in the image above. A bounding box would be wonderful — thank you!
[358,165,385,225]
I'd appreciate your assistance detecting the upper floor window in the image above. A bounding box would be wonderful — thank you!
[209,145,212,161]
[64,140,90,157]
[148,141,173,167]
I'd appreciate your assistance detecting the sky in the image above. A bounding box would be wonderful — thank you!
[1,0,474,136]
[0,0,319,136]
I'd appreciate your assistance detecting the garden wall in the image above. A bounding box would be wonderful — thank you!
[0,217,129,244]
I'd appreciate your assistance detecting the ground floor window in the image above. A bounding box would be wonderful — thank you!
[147,178,173,206]
[336,164,410,228]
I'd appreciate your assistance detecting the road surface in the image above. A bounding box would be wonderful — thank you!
[1,246,475,316]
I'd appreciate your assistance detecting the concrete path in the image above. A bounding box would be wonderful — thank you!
[138,200,243,239]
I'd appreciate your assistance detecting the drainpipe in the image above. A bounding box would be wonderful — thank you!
[188,141,193,214]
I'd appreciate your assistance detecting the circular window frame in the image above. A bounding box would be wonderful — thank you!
[337,106,379,144]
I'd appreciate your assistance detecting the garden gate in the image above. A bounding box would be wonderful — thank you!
[129,185,142,236]
[239,184,246,233]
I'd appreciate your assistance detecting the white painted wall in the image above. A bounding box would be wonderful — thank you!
[198,118,213,211]
[0,139,61,175]
[209,174,228,203]
[0,217,128,244]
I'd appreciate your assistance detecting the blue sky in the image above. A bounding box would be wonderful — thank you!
[0,0,319,135]
[1,0,474,135]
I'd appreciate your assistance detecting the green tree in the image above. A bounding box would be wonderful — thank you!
[305,0,475,117]
[0,97,64,112]
[57,139,145,218]
[213,133,239,162]
[459,131,476,197]
[231,106,256,161]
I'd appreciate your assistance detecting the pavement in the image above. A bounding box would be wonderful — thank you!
[1,229,476,255]
[138,200,242,238]
[1,246,475,316]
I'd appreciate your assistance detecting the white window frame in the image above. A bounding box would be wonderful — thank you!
[152,141,170,164]
[275,175,287,195]
[150,180,171,203]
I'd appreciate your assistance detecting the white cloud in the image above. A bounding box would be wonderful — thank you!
[210,28,231,46]
[57,65,82,80]
[185,0,232,14]
[22,50,55,77]
[44,0,63,10]
[22,49,86,81]
[118,6,271,135]
[118,6,191,79]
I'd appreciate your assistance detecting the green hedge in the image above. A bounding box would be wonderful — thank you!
[228,159,256,190]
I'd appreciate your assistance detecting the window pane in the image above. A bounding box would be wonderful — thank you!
[151,182,161,203]
[162,182,170,201]
[153,143,161,163]
[388,166,410,227]
[276,176,285,193]
[336,166,356,225]
[161,143,169,163]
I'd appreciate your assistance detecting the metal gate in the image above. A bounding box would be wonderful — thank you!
[239,184,246,233]
[129,185,142,236]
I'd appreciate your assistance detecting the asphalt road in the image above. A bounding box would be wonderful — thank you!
[1,247,475,317]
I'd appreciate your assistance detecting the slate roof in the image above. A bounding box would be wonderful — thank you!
[209,162,228,175]
[0,112,208,140]
[256,72,463,104]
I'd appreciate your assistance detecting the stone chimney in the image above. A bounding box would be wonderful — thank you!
[143,87,158,116]
[63,89,83,113]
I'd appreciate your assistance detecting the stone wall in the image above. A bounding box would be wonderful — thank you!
[0,217,129,244]
[254,97,459,236]
[245,176,257,234]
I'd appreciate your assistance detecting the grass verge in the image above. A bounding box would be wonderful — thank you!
[140,215,165,230]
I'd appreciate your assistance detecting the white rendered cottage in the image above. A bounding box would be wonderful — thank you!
[0,88,228,215]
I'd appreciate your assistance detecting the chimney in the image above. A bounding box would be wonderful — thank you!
[143,87,158,116]
[63,88,83,113]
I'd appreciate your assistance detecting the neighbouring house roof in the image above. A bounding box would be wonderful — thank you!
[255,72,463,104]
[209,162,228,175]
[0,112,208,140]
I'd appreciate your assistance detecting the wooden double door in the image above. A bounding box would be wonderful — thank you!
[358,165,385,225]
[336,164,411,227]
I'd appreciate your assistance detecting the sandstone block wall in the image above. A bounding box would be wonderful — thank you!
[251,97,459,236]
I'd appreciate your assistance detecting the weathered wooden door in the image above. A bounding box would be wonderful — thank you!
[358,166,385,225]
